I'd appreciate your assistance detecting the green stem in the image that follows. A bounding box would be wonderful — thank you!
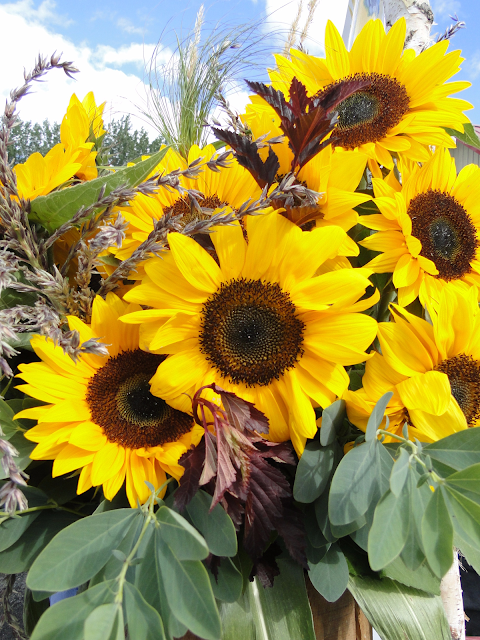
[2,503,88,519]
[376,278,395,323]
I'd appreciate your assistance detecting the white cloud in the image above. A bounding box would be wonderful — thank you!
[1,0,73,26]
[0,2,167,137]
[469,51,480,80]
[263,0,351,56]
[116,17,144,35]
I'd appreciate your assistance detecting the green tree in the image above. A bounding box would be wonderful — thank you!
[8,119,60,164]
[102,115,164,165]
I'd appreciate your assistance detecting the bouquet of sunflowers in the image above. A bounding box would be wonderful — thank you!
[1,16,480,640]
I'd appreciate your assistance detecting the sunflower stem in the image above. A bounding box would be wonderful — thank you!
[0,503,88,519]
[376,278,395,322]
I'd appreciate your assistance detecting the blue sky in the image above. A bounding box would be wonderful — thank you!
[0,0,478,134]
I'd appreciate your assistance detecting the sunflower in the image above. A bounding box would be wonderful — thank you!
[14,92,104,200]
[345,284,480,442]
[108,143,263,268]
[121,211,378,454]
[251,18,471,173]
[360,149,480,306]
[15,294,203,507]
[242,103,370,241]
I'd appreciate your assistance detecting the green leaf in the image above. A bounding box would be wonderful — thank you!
[455,532,480,575]
[444,485,480,549]
[400,471,429,571]
[157,505,209,561]
[445,122,480,150]
[27,508,139,592]
[123,582,167,640]
[0,511,79,574]
[308,542,349,603]
[381,556,441,595]
[155,528,221,640]
[207,557,243,603]
[135,527,186,640]
[0,486,49,552]
[185,490,237,557]
[365,392,393,442]
[218,596,255,640]
[0,398,21,436]
[30,581,116,640]
[421,487,453,579]
[293,442,334,503]
[319,399,345,446]
[423,428,480,470]
[304,503,329,547]
[247,556,316,640]
[445,462,480,495]
[84,604,123,640]
[329,439,392,526]
[389,448,410,497]
[368,488,410,571]
[29,148,169,232]
[348,576,451,640]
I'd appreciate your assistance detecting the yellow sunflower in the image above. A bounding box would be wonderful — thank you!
[242,103,370,241]
[251,18,470,173]
[109,143,264,270]
[121,211,378,454]
[345,284,479,442]
[15,293,203,507]
[14,92,104,200]
[360,148,480,306]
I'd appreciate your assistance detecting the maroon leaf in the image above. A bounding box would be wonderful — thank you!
[199,429,218,486]
[211,127,279,188]
[214,386,270,435]
[288,77,312,117]
[245,80,295,121]
[175,437,206,512]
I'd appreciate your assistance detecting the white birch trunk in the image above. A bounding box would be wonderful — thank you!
[383,0,434,52]
[440,552,466,640]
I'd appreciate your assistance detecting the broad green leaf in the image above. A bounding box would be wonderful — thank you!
[28,508,139,592]
[135,527,186,640]
[248,556,316,640]
[0,511,79,574]
[123,582,167,640]
[381,556,440,596]
[157,506,209,561]
[294,442,334,503]
[185,490,237,557]
[400,471,428,571]
[348,576,451,640]
[0,486,49,552]
[29,148,169,232]
[219,596,255,640]
[207,557,243,603]
[390,448,410,497]
[421,487,453,579]
[304,503,329,547]
[446,462,480,495]
[368,488,410,571]
[423,428,480,470]
[329,439,392,526]
[365,392,393,442]
[84,604,123,640]
[319,399,345,446]
[445,123,480,150]
[155,528,221,640]
[308,542,349,603]
[445,486,480,549]
[30,581,116,640]
[315,488,337,543]
[0,398,21,436]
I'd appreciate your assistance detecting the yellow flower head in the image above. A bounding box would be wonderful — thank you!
[252,18,470,171]
[16,294,203,507]
[345,284,480,442]
[121,211,378,454]
[360,148,480,306]
[110,143,263,267]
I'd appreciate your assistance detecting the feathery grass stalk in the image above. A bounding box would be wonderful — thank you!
[143,11,279,158]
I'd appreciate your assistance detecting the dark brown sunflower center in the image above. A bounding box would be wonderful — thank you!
[86,349,193,448]
[436,354,480,426]
[316,72,409,149]
[199,278,305,386]
[165,194,226,227]
[408,189,478,281]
